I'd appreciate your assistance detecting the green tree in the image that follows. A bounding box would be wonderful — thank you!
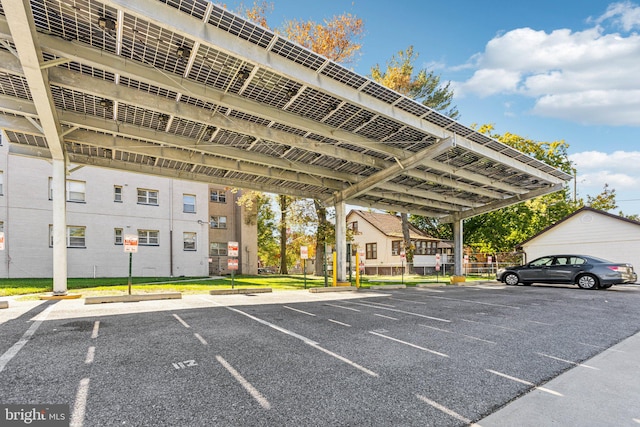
[461,126,577,253]
[586,183,617,211]
[371,46,459,119]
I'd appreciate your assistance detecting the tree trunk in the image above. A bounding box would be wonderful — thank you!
[401,212,412,262]
[314,200,328,276]
[279,195,289,274]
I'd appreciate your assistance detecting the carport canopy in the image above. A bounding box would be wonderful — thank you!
[0,0,572,293]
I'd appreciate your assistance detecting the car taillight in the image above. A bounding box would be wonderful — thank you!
[607,266,620,271]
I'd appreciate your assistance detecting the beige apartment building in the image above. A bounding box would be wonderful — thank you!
[0,134,257,278]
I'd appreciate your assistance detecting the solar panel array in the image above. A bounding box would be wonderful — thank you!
[0,0,571,218]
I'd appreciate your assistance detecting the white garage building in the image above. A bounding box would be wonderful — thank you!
[518,207,640,278]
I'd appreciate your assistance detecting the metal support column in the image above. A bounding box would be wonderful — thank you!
[334,201,347,283]
[453,219,463,277]
[52,157,68,295]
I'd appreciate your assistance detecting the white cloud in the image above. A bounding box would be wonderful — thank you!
[569,150,640,202]
[453,2,640,126]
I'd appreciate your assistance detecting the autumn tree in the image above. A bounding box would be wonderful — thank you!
[586,183,617,211]
[371,46,459,119]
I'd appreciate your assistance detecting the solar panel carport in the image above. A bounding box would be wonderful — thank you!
[0,0,572,294]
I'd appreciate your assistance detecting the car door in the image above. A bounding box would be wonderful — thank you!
[547,256,576,283]
[519,256,554,282]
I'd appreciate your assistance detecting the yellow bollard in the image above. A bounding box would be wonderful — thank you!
[332,251,337,286]
[355,252,360,288]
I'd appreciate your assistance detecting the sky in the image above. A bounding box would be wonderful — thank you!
[225,0,640,215]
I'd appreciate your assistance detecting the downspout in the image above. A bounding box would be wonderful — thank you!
[169,179,174,277]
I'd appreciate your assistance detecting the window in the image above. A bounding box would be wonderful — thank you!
[366,243,377,260]
[114,186,122,202]
[49,225,86,248]
[138,229,159,246]
[348,221,358,233]
[210,242,228,256]
[48,179,86,202]
[114,228,123,245]
[183,232,197,251]
[210,216,227,229]
[137,188,158,205]
[392,241,402,256]
[210,189,226,203]
[183,194,196,213]
[414,240,436,255]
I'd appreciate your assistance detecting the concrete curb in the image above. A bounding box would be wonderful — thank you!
[209,288,272,295]
[0,300,8,309]
[416,283,448,288]
[85,292,182,304]
[308,286,357,293]
[39,294,83,300]
[370,284,406,290]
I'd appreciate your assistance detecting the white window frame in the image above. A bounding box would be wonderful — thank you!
[183,194,196,213]
[137,188,159,206]
[114,228,123,245]
[48,178,86,202]
[114,185,123,202]
[49,225,86,248]
[138,229,159,246]
[210,216,227,229]
[210,242,228,256]
[183,232,197,251]
[210,190,226,203]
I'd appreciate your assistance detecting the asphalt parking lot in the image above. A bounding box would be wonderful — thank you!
[1,283,640,426]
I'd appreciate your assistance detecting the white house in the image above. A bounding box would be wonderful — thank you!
[518,207,640,275]
[0,133,257,278]
[347,210,451,275]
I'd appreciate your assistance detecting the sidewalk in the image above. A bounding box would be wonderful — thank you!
[478,330,640,426]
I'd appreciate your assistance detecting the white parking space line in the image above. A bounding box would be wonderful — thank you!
[420,325,496,345]
[365,301,396,308]
[369,331,449,358]
[328,319,351,327]
[91,321,100,339]
[225,306,318,345]
[0,304,55,373]
[84,346,95,364]
[70,377,90,427]
[194,333,208,346]
[284,305,316,316]
[414,288,446,293]
[374,313,398,321]
[526,320,554,326]
[173,314,191,328]
[416,394,479,426]
[348,302,450,323]
[459,318,526,332]
[536,353,598,370]
[307,342,378,377]
[216,355,271,410]
[393,296,521,310]
[325,303,361,312]
[222,305,378,377]
[486,369,563,396]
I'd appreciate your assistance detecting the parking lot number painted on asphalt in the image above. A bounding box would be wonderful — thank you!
[172,360,198,370]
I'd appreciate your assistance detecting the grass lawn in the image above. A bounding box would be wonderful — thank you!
[0,274,489,299]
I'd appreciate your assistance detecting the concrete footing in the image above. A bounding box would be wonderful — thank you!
[209,288,272,295]
[85,293,182,304]
[309,286,357,293]
[0,301,8,309]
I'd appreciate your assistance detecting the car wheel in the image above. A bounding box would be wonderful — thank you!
[503,273,519,286]
[577,274,599,289]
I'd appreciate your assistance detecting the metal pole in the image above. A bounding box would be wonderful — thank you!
[128,252,132,295]
[303,259,307,289]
